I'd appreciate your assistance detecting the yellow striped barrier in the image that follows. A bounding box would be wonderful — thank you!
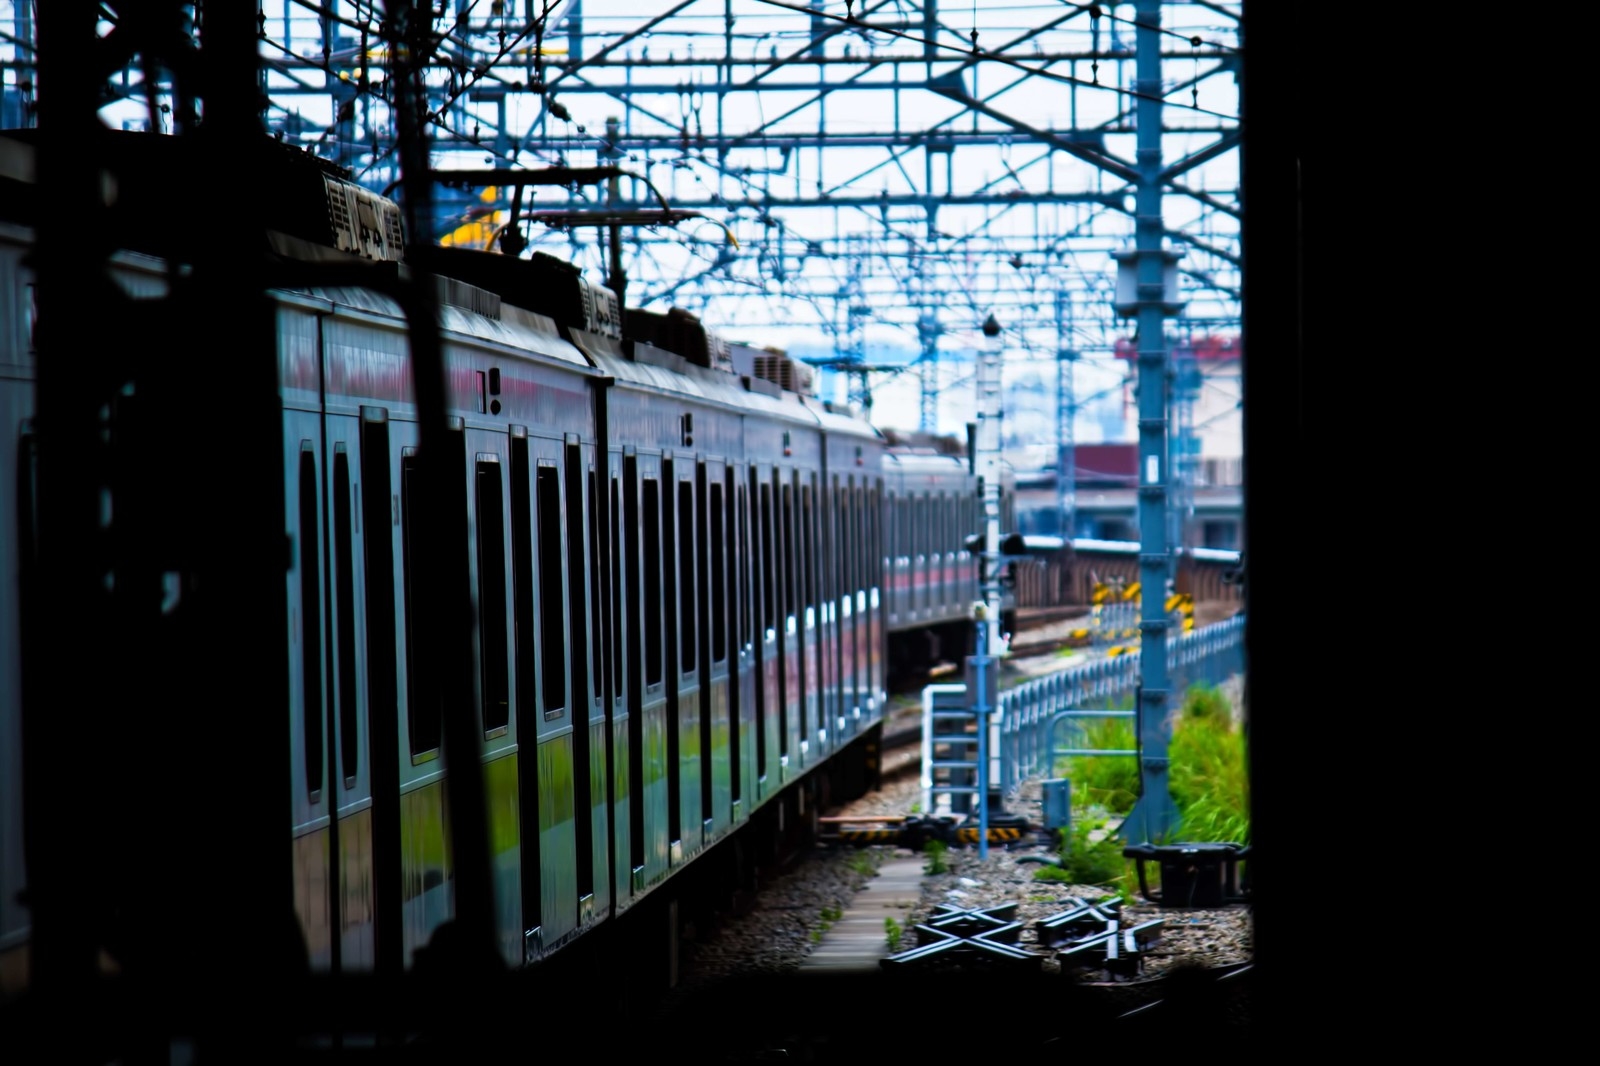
[955,827,1024,844]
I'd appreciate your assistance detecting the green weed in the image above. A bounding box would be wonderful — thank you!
[1181,682,1231,723]
[884,917,903,952]
[923,839,949,875]
[1054,680,1248,903]
[847,851,877,877]
[1060,711,1139,815]
[1055,822,1126,886]
[1170,685,1249,844]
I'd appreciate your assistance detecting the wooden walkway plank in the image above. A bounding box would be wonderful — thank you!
[798,855,926,974]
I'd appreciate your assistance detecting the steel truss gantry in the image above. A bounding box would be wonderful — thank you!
[1,1,1241,432]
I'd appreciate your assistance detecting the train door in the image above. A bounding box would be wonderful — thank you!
[285,405,334,973]
[662,456,702,859]
[935,491,949,614]
[751,465,777,795]
[800,474,822,762]
[882,486,896,630]
[523,431,577,953]
[698,458,733,838]
[606,449,632,905]
[285,307,386,977]
[779,471,802,774]
[838,477,857,729]
[871,480,886,712]
[916,491,930,621]
[816,473,838,754]
[392,417,465,966]
[895,492,909,628]
[624,449,670,891]
[860,478,876,719]
[325,420,376,975]
[568,435,607,928]
[465,421,522,966]
[731,466,754,822]
[354,408,406,978]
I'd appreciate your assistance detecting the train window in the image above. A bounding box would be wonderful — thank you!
[694,463,711,671]
[677,479,695,674]
[759,482,775,636]
[938,492,947,557]
[710,481,726,664]
[299,445,324,799]
[856,485,867,598]
[840,485,850,600]
[875,483,884,584]
[511,437,536,731]
[611,475,623,696]
[842,482,854,604]
[588,469,603,707]
[802,484,815,626]
[857,483,870,598]
[882,490,892,565]
[642,478,663,687]
[838,482,847,606]
[748,471,767,773]
[920,494,931,609]
[822,481,834,606]
[781,483,795,627]
[401,451,440,759]
[476,457,510,735]
[915,492,928,611]
[565,445,590,709]
[359,416,397,825]
[886,493,894,561]
[536,463,565,717]
[726,470,740,804]
[333,446,359,783]
[736,482,749,647]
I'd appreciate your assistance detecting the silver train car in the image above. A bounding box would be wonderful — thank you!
[0,130,1013,1000]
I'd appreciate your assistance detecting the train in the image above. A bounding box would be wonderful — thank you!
[0,129,1025,1008]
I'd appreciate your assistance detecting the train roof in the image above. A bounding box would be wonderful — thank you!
[0,128,883,433]
[883,449,970,472]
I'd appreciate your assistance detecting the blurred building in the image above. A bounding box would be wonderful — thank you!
[1012,335,1243,551]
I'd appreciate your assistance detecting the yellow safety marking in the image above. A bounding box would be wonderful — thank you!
[1165,594,1182,612]
[1122,582,1141,601]
[955,827,1023,843]
[1107,645,1128,657]
[1092,587,1109,605]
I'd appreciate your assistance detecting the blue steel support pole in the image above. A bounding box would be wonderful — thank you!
[1117,0,1180,845]
[974,615,990,861]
